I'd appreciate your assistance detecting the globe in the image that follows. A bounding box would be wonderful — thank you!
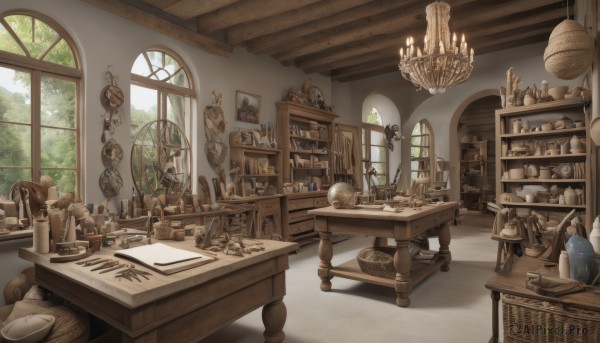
[327,182,356,209]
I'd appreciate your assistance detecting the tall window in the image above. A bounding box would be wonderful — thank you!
[410,120,433,181]
[0,12,81,196]
[362,107,388,192]
[130,48,193,141]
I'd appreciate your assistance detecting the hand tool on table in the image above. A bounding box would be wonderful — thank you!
[91,260,119,271]
[76,257,100,265]
[99,264,127,274]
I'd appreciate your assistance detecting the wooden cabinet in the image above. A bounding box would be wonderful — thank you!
[495,98,592,227]
[460,140,488,211]
[281,191,328,245]
[229,145,282,196]
[219,195,283,239]
[276,101,338,189]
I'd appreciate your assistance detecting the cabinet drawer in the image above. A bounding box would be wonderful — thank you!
[258,198,280,212]
[313,196,328,208]
[288,209,312,223]
[288,198,314,211]
[289,219,315,236]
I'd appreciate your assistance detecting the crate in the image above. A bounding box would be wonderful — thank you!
[502,294,600,342]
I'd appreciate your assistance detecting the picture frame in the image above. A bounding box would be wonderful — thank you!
[236,90,261,124]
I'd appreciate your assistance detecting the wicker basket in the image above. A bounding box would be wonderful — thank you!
[502,294,600,343]
[357,247,396,279]
[153,220,172,240]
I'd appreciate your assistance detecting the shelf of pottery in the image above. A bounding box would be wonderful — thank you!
[495,98,592,227]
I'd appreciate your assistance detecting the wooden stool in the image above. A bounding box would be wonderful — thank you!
[492,235,524,272]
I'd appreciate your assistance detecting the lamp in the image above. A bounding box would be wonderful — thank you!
[398,1,474,95]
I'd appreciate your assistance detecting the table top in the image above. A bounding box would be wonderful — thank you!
[20,238,298,308]
[485,255,600,311]
[309,202,458,221]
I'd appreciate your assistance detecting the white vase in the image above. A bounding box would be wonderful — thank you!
[589,216,600,255]
[559,250,570,278]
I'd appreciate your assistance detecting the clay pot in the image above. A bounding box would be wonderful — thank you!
[548,86,569,100]
[563,186,577,205]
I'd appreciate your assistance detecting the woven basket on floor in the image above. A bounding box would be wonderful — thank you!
[502,294,600,343]
[356,247,396,279]
[153,220,172,240]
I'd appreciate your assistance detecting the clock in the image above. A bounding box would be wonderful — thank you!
[555,163,573,179]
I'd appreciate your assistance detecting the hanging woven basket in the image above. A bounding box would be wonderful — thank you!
[543,19,594,80]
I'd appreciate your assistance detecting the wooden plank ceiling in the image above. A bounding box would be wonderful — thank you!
[84,0,573,82]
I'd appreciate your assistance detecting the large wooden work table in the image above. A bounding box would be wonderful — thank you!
[20,238,298,343]
[309,202,458,307]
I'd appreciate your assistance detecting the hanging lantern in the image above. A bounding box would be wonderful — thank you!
[543,19,594,80]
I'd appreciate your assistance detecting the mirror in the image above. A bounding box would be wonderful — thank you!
[131,119,192,203]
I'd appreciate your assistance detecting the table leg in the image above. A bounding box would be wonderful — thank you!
[262,298,286,343]
[318,231,333,291]
[489,290,500,343]
[394,240,412,307]
[438,222,451,272]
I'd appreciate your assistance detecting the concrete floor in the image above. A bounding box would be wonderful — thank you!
[201,211,500,343]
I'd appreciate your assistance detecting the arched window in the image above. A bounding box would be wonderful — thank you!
[0,11,81,195]
[130,47,194,141]
[410,120,433,183]
[362,107,388,192]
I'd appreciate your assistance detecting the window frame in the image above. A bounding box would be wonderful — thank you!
[362,122,389,191]
[0,10,82,196]
[410,120,434,182]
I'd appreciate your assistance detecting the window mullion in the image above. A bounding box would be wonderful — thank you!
[31,70,41,182]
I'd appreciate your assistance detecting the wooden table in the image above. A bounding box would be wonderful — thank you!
[20,238,298,342]
[485,256,600,343]
[309,202,458,307]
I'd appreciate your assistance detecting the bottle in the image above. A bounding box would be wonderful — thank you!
[589,216,600,255]
[558,250,570,279]
[131,187,140,218]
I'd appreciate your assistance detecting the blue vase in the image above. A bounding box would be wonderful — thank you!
[566,235,598,284]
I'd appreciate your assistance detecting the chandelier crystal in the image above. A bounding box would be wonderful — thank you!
[398,1,474,95]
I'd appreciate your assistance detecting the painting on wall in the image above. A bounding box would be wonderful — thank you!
[236,90,261,124]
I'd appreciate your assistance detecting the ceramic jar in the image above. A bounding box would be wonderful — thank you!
[33,219,50,253]
[566,235,598,284]
[559,250,570,279]
[589,216,600,255]
[564,187,577,205]
[512,118,522,134]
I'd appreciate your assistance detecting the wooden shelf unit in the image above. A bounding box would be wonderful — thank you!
[495,98,592,228]
[460,140,488,211]
[229,145,282,196]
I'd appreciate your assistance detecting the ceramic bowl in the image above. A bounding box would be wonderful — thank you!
[570,148,584,154]
[548,86,569,100]
[541,123,553,131]
[509,168,525,180]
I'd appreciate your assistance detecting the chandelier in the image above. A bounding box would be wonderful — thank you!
[398,1,474,95]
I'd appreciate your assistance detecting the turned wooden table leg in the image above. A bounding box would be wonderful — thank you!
[318,231,333,291]
[489,290,500,343]
[438,222,452,272]
[394,240,412,307]
[262,298,286,343]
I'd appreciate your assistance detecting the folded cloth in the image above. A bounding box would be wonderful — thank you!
[526,272,585,297]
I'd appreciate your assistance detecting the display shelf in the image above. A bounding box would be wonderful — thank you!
[460,140,487,211]
[495,98,591,227]
[0,229,33,241]
[230,144,282,197]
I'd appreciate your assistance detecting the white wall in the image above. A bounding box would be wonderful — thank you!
[0,0,332,304]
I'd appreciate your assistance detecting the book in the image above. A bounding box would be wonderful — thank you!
[114,243,216,275]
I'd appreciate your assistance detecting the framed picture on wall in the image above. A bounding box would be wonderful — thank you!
[236,90,261,124]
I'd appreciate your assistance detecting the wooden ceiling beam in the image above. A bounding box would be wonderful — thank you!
[161,0,239,20]
[272,0,502,64]
[245,0,419,54]
[195,0,320,32]
[226,0,372,46]
[301,5,567,74]
[82,0,232,57]
[332,25,554,82]
[139,0,181,10]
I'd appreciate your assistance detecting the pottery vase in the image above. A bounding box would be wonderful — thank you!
[570,135,582,149]
[564,187,577,205]
[33,220,50,253]
[560,141,569,155]
[589,216,600,255]
[512,118,522,134]
[558,250,570,279]
[566,235,598,284]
